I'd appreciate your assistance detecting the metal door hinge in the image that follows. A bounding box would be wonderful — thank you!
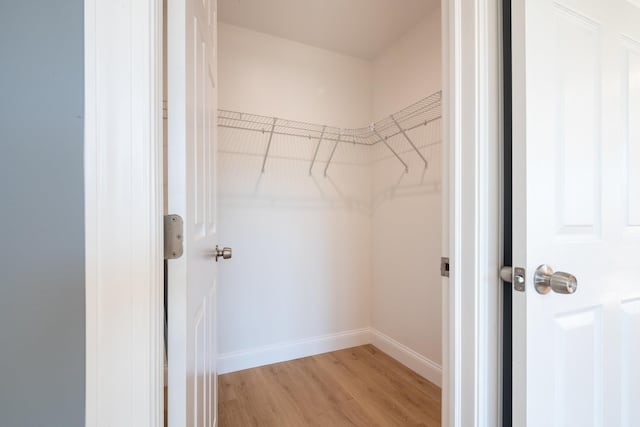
[440,257,450,278]
[164,214,183,259]
[500,266,526,292]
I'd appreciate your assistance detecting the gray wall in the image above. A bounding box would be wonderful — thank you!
[0,1,85,426]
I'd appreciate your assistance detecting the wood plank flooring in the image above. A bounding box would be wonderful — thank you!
[218,344,441,427]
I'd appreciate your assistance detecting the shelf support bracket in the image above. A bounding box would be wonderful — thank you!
[324,133,340,177]
[391,115,428,168]
[309,125,326,176]
[261,117,277,173]
[373,129,408,173]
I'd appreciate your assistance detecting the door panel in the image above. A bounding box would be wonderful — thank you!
[514,0,640,425]
[553,308,603,427]
[168,0,218,425]
[553,5,601,236]
[626,41,640,227]
[620,299,640,425]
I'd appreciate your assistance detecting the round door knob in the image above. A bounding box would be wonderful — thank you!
[534,264,577,295]
[215,245,232,262]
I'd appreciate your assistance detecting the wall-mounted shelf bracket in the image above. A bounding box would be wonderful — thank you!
[373,128,408,173]
[391,114,428,168]
[261,117,277,173]
[324,133,341,177]
[309,125,326,176]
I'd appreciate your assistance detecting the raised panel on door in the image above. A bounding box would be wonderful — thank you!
[194,302,207,426]
[620,299,640,426]
[552,4,601,238]
[553,308,604,427]
[624,39,640,228]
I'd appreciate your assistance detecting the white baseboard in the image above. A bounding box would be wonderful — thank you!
[217,328,371,374]
[217,327,442,388]
[369,328,442,387]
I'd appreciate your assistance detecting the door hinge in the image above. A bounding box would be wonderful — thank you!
[500,266,526,292]
[164,214,184,259]
[440,257,450,278]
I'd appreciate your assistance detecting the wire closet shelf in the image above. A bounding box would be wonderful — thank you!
[217,90,442,175]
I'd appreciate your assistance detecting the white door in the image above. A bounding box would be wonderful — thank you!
[167,0,219,425]
[513,0,640,425]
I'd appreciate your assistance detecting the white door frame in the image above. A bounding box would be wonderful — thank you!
[442,0,503,425]
[84,0,164,425]
[84,0,502,425]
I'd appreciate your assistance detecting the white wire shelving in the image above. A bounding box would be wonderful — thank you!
[217,91,442,176]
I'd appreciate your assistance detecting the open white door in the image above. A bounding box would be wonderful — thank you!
[167,0,219,425]
[513,0,640,425]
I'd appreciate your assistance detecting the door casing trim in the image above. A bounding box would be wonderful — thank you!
[442,0,503,425]
[85,0,164,425]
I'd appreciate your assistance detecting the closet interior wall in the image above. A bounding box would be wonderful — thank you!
[217,7,442,385]
[370,10,442,375]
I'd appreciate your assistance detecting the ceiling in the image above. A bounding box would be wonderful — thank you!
[218,0,440,60]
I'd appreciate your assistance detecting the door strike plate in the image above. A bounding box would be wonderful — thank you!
[500,266,526,292]
[164,214,184,260]
[512,267,526,292]
[440,257,450,278]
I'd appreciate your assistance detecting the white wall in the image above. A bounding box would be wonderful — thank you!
[370,9,443,368]
[217,24,373,371]
[372,11,442,121]
[218,23,372,128]
[217,10,442,379]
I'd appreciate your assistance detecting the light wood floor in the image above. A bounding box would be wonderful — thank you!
[218,344,441,427]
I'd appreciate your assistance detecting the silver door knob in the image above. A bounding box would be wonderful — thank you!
[215,245,232,262]
[534,264,577,295]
